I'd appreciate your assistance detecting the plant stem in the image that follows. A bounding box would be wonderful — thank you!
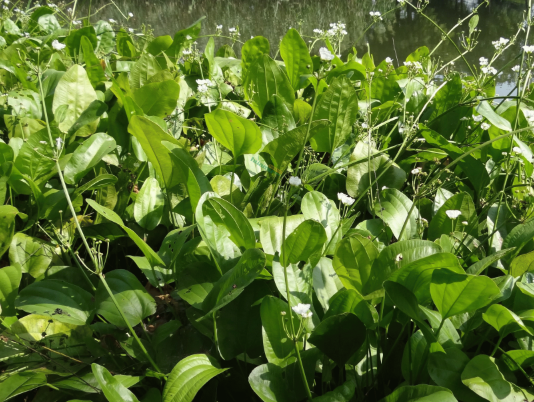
[99,273,161,372]
[282,204,313,401]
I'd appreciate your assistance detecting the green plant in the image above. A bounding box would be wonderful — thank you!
[0,0,533,401]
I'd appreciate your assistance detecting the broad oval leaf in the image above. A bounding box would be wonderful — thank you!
[374,188,419,241]
[205,109,262,159]
[9,232,53,278]
[379,385,458,402]
[0,265,21,316]
[162,354,228,402]
[281,219,327,267]
[64,133,116,185]
[333,234,378,294]
[52,64,98,132]
[428,192,477,241]
[249,363,293,402]
[95,269,156,328]
[280,29,312,90]
[133,80,180,118]
[92,363,140,402]
[16,279,93,325]
[134,177,165,231]
[482,304,533,338]
[301,191,341,255]
[430,269,500,319]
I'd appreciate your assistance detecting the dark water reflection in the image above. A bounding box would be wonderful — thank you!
[80,0,530,92]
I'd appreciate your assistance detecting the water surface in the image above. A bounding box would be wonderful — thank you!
[81,0,529,92]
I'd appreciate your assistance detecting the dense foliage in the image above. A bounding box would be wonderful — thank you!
[0,0,534,401]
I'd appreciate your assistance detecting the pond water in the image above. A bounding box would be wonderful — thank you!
[80,0,529,93]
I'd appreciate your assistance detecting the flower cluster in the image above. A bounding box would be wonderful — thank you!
[289,176,302,186]
[370,11,383,20]
[337,192,355,206]
[313,22,347,41]
[404,61,423,72]
[292,303,313,319]
[319,47,335,61]
[523,45,534,53]
[481,122,491,130]
[492,37,509,51]
[52,40,65,50]
[479,57,488,66]
[481,66,497,75]
[512,65,520,72]
[196,79,215,94]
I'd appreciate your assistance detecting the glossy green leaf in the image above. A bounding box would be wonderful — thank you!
[260,94,296,145]
[205,108,262,159]
[301,191,341,255]
[92,363,140,402]
[0,265,21,316]
[272,260,313,307]
[0,205,19,258]
[0,372,47,401]
[95,269,156,327]
[389,253,464,305]
[313,257,344,310]
[248,363,293,402]
[129,53,162,90]
[14,128,55,181]
[162,354,228,402]
[52,64,98,132]
[134,177,165,231]
[379,385,458,402]
[510,251,534,277]
[64,133,116,184]
[461,355,534,402]
[313,381,356,402]
[482,304,533,338]
[281,219,326,267]
[244,54,295,117]
[333,234,378,294]
[81,36,106,87]
[133,80,180,118]
[374,188,419,241]
[325,289,378,328]
[363,240,442,296]
[310,76,359,153]
[280,28,312,90]
[502,218,534,263]
[9,233,53,278]
[430,269,500,319]
[16,280,93,325]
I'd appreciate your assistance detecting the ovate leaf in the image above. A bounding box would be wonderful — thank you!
[162,354,228,402]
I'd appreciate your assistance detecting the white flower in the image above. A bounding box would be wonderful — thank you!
[513,146,523,154]
[362,122,369,129]
[4,0,9,4]
[370,11,382,20]
[216,24,223,30]
[196,78,214,93]
[512,65,520,72]
[461,221,468,226]
[382,186,388,190]
[397,0,406,4]
[73,20,82,25]
[183,49,192,55]
[289,176,302,186]
[128,12,133,17]
[51,40,65,50]
[55,137,63,149]
[481,66,497,75]
[129,28,134,33]
[492,37,509,50]
[411,167,421,175]
[186,35,192,40]
[445,210,462,219]
[523,45,534,53]
[109,18,116,23]
[473,115,483,122]
[395,254,403,262]
[460,116,469,121]
[39,141,47,145]
[337,192,355,206]
[228,27,237,33]
[319,47,335,61]
[481,122,491,130]
[479,57,488,66]
[313,28,324,35]
[385,57,393,64]
[292,303,312,317]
